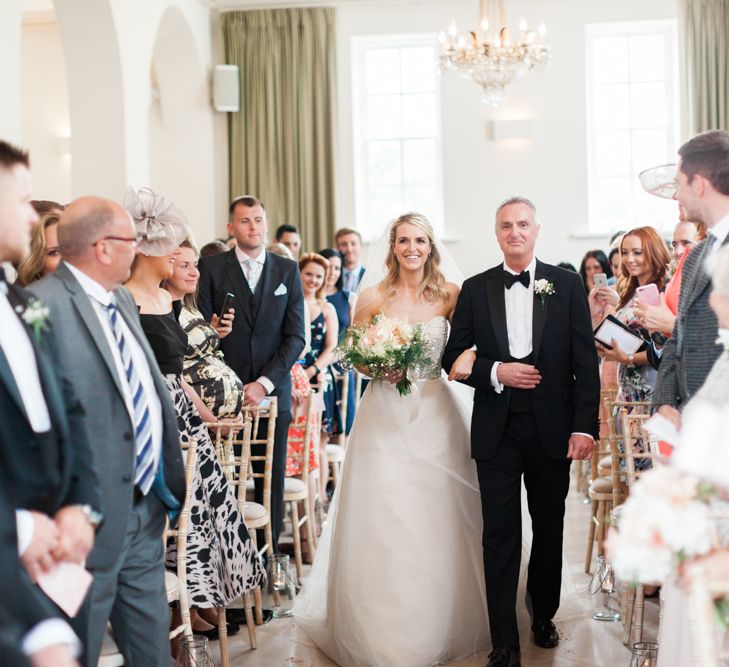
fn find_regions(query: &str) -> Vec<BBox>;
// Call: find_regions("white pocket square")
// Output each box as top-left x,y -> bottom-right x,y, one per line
274,283 -> 287,296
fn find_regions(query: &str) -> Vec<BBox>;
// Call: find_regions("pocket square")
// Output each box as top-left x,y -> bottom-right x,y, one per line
274,283 -> 287,296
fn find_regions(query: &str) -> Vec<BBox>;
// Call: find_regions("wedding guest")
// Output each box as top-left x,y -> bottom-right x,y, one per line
16,206 -> 63,285
123,188 -> 265,635
299,253 -> 339,499
557,261 -> 576,272
268,241 -> 293,260
653,130 -> 729,429
609,245 -> 621,277
274,223 -> 302,260
0,140 -> 91,667
199,240 -> 228,258
335,227 -> 365,292
578,249 -> 613,293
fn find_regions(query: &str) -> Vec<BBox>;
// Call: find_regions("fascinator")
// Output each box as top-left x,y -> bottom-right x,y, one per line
638,163 -> 677,199
123,186 -> 190,256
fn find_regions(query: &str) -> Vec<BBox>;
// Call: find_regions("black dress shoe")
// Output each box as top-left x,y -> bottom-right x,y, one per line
225,608 -> 274,625
531,619 -> 559,648
485,647 -> 521,667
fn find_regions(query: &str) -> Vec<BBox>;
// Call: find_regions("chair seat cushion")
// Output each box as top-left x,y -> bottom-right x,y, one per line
326,444 -> 345,461
244,501 -> 267,522
589,476 -> 613,494
284,476 -> 307,499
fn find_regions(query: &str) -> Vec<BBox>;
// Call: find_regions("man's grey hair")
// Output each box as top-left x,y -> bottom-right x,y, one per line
495,196 -> 540,225
708,243 -> 729,298
58,202 -> 118,259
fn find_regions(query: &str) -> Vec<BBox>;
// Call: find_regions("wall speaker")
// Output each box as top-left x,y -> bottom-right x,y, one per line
213,65 -> 240,112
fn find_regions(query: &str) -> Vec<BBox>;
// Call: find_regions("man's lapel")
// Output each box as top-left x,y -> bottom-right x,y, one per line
485,267 -> 510,361
224,249 -> 253,327
0,346 -> 27,422
685,235 -> 729,310
531,260 -> 550,362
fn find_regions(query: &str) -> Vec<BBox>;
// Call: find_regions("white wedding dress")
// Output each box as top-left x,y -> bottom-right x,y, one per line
295,317 -> 526,666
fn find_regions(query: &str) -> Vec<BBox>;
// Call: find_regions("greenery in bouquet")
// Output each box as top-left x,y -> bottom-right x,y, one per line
336,313 -> 428,396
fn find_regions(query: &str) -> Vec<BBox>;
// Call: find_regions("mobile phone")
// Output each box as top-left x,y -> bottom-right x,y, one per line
635,283 -> 660,307
593,273 -> 608,289
219,292 -> 235,317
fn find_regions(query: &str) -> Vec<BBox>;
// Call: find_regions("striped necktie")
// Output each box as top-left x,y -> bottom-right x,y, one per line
104,299 -> 156,494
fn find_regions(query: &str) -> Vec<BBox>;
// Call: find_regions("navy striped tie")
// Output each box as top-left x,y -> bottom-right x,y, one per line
105,300 -> 156,494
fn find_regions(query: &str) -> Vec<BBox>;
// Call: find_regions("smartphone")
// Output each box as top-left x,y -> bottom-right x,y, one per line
593,273 -> 608,289
635,283 -> 660,307
219,292 -> 235,317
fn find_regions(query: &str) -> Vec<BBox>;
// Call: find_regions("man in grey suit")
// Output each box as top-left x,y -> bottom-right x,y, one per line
30,197 -> 186,667
653,130 -> 729,425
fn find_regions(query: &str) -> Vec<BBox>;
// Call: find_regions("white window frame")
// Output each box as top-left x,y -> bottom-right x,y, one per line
584,19 -> 680,235
351,33 -> 445,241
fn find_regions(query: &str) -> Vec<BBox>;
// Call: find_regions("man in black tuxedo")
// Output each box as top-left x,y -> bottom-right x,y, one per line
0,140 -> 101,666
443,197 -> 599,667
198,195 -> 306,549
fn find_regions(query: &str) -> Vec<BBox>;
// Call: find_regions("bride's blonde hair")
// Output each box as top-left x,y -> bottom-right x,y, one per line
381,212 -> 448,303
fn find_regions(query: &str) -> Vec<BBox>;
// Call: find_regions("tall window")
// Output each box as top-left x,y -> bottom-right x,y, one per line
352,34 -> 444,239
585,20 -> 679,234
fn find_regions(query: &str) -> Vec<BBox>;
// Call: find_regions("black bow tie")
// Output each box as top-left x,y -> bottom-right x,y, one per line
503,269 -> 530,289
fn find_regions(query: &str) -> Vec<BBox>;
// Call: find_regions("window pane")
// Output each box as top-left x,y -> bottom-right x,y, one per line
631,128 -> 668,174
402,184 -> 437,218
401,46 -> 436,93
592,36 -> 629,83
594,84 -> 631,130
368,140 -> 402,186
403,138 -> 436,184
629,35 -> 665,82
367,95 -> 402,139
402,93 -> 436,137
368,185 -> 403,227
595,130 -> 631,177
595,176 -> 631,230
366,49 -> 400,94
630,82 -> 667,128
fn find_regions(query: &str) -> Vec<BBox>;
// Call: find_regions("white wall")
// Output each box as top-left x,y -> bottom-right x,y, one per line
1,0 -> 22,143
335,0 -> 679,276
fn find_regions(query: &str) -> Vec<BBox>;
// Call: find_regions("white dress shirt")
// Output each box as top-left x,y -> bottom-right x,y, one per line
342,264 -> 363,293
66,264 -> 163,480
233,246 -> 274,395
709,213 -> 729,256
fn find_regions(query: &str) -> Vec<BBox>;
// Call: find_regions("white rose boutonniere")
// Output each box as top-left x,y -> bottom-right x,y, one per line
533,279 -> 556,311
16,297 -> 50,343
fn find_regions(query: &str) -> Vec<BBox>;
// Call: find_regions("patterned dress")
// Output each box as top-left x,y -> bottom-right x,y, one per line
138,307 -> 265,607
301,311 -> 337,433
285,363 -> 321,477
327,289 -> 355,434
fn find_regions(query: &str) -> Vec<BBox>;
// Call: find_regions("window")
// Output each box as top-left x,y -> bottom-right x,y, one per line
585,20 -> 679,234
352,34 -> 444,240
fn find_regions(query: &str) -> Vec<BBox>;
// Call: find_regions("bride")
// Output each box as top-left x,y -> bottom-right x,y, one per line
294,213 -> 500,666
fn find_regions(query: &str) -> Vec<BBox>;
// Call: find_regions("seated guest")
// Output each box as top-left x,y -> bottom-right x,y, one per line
200,239 -> 228,258
123,187 -> 265,636
15,203 -> 64,285
579,249 -> 613,293
274,223 -> 302,260
609,245 -> 621,277
335,227 -> 365,292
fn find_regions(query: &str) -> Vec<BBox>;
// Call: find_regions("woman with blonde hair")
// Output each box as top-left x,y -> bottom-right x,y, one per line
15,202 -> 65,285
295,213 -> 500,666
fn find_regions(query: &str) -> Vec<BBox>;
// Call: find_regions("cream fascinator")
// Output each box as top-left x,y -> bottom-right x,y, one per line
124,186 -> 190,256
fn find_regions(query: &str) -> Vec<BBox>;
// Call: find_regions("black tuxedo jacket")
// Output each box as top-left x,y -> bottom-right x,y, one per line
197,248 -> 306,413
442,260 -> 600,461
0,282 -> 101,516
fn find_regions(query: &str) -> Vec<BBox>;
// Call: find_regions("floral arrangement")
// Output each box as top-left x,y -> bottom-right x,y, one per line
336,314 -> 428,396
533,279 -> 555,310
16,298 -> 50,343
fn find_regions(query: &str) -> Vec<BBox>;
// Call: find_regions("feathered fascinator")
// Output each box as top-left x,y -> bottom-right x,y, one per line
123,186 -> 190,256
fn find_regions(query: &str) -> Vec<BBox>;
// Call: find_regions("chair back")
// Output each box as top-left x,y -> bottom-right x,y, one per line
242,398 -> 278,515
287,389 -> 321,485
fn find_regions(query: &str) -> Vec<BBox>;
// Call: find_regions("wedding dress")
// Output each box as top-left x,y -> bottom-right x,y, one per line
295,316 -> 519,666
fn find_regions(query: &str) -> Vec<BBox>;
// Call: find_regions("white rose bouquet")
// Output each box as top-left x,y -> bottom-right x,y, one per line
336,314 -> 428,396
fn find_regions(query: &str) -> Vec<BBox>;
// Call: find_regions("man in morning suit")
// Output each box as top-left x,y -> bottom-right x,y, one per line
30,196 -> 186,667
197,195 -> 306,550
653,130 -> 729,426
443,197 -> 600,667
0,140 -> 99,666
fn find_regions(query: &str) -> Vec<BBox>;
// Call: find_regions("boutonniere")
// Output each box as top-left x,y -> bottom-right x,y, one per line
533,279 -> 556,311
716,328 -> 729,356
15,297 -> 50,343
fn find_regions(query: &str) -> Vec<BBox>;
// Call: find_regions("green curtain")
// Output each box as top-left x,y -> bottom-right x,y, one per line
222,8 -> 337,251
681,0 -> 729,132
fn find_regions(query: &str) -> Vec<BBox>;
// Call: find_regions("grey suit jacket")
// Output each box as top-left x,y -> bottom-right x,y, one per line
652,235 -> 729,409
29,262 -> 185,569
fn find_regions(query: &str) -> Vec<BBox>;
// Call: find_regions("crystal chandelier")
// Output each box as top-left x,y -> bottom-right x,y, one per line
438,0 -> 551,107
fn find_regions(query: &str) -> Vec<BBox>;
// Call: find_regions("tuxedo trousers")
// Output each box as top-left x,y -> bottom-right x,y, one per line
251,410 -> 291,551
476,411 -> 571,649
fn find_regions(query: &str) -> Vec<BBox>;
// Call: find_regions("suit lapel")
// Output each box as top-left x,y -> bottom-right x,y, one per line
685,235 -> 729,310
0,347 -> 27,422
531,260 -> 550,362
485,268 -> 510,362
224,250 -> 253,327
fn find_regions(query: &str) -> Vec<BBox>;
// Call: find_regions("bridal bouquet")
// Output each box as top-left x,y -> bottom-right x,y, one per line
337,314 -> 428,396
606,466 -> 717,585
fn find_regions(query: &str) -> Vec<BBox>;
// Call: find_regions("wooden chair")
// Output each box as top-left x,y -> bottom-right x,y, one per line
685,564 -> 729,667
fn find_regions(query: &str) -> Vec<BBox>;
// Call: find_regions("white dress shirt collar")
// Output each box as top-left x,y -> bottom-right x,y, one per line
502,256 -> 538,283
235,245 -> 266,266
343,263 -> 362,275
709,213 -> 729,246
65,262 -> 113,305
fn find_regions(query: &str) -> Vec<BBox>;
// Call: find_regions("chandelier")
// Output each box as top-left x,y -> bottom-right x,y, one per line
438,0 -> 550,107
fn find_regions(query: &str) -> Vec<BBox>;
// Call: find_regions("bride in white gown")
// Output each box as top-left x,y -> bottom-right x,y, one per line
294,213 -> 526,666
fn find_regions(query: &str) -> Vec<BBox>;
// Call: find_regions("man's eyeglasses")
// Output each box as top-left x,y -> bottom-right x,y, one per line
92,236 -> 138,247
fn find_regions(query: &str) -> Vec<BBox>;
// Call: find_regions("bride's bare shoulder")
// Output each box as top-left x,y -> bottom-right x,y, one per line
353,284 -> 387,324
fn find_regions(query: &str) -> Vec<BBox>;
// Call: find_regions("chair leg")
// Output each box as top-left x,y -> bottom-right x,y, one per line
303,496 -> 316,563
623,585 -> 636,645
585,499 -> 597,573
243,591 -> 257,649
248,530 -> 264,624
290,501 -> 304,583
630,584 -> 645,646
217,608 -> 230,667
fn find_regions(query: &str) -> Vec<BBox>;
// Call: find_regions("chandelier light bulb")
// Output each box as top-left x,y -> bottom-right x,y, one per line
448,21 -> 458,37
519,17 -> 528,32
481,18 -> 489,33
537,22 -> 547,37
494,35 -> 501,48
438,31 -> 447,44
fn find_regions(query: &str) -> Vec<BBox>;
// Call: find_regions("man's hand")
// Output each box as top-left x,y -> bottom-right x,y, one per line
243,381 -> 267,406
52,507 -> 95,564
20,512 -> 59,582
567,434 -> 594,460
448,349 -> 476,381
30,644 -> 79,667
496,363 -> 541,389
657,404 -> 682,430
210,309 -> 235,339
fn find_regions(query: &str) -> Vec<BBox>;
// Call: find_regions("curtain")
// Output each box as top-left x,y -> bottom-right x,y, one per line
681,0 -> 729,133
222,8 -> 337,252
